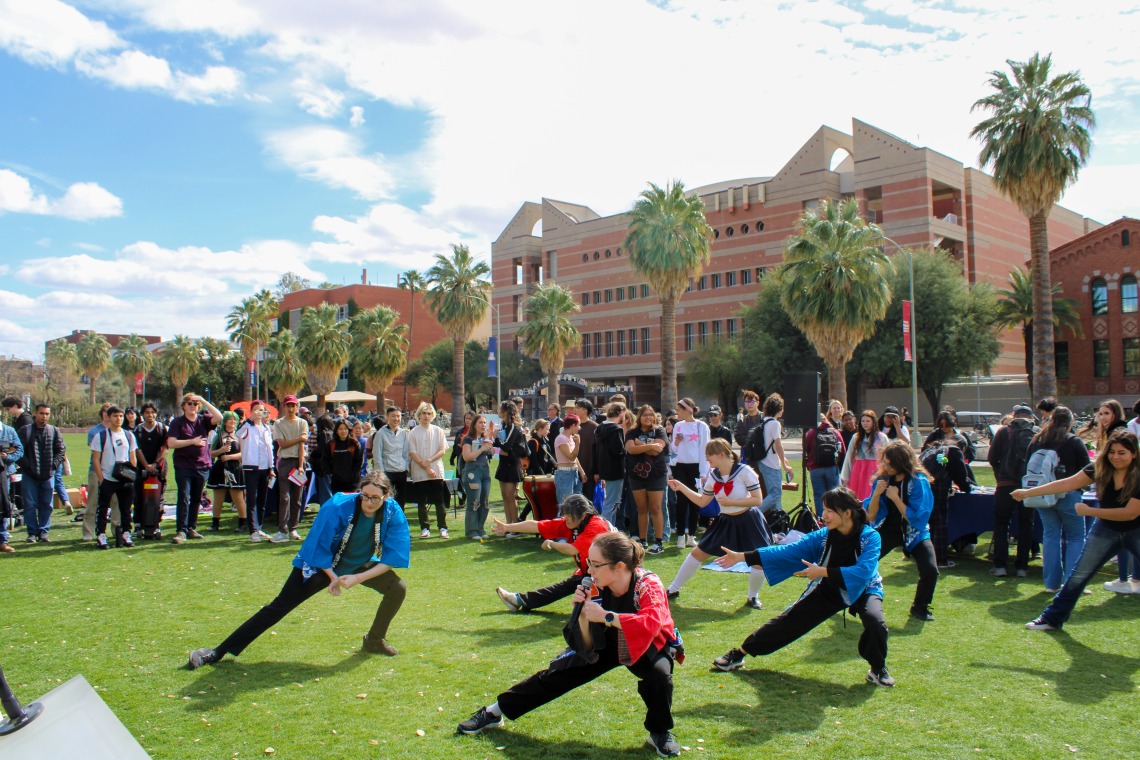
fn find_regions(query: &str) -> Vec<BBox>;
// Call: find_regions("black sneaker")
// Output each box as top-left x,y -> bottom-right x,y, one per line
457,707 -> 504,735
745,596 -> 763,610
187,648 -> 221,669
867,667 -> 896,687
666,589 -> 680,600
713,648 -> 746,672
910,607 -> 934,622
361,635 -> 398,656
646,730 -> 681,757
647,542 -> 664,555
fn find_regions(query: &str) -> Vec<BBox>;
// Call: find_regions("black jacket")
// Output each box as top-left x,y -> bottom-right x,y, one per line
18,423 -> 65,481
593,421 -> 627,481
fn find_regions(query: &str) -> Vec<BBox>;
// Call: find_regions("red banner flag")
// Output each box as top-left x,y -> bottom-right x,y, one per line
902,300 -> 912,362
135,372 -> 144,394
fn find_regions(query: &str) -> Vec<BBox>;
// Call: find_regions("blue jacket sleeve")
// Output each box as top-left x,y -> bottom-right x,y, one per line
838,527 -> 883,603
292,493 -> 353,570
754,529 -> 827,587
378,497 -> 411,569
903,476 -> 933,550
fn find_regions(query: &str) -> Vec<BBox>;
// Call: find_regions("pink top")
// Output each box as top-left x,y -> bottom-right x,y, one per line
554,433 -> 577,466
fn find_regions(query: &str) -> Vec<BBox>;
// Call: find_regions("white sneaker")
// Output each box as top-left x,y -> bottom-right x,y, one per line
268,531 -> 290,543
419,528 -> 431,539
676,534 -> 686,549
1103,579 -> 1135,594
687,534 -> 698,548
250,531 -> 262,543
1131,579 -> 1140,594
289,530 -> 302,540
439,528 -> 450,539
258,530 -> 271,538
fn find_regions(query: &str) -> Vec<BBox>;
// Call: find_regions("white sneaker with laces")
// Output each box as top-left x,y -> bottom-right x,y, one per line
1104,579 -> 1135,594
289,530 -> 301,540
250,531 -> 262,543
419,528 -> 431,539
440,528 -> 450,539
268,531 -> 290,543
687,534 -> 698,548
676,534 -> 686,549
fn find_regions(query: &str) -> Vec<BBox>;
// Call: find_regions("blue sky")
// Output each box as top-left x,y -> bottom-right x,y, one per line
1,0 -> 1137,361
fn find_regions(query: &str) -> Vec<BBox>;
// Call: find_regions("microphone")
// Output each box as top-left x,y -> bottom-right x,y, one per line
569,575 -> 594,629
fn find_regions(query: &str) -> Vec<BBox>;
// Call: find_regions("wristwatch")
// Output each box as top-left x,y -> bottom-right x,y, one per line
604,612 -> 616,626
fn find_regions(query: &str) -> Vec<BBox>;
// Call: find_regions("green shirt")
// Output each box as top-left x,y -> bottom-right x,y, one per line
336,513 -> 377,576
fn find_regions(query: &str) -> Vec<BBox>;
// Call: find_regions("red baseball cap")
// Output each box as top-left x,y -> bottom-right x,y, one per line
283,395 -> 299,405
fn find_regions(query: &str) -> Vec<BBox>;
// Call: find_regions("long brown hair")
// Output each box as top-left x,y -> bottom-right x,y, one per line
635,404 -> 657,432
1094,429 -> 1140,504
876,439 -> 929,481
1032,405 -> 1073,448
851,409 -> 880,456
592,531 -> 644,570
1081,399 -> 1125,445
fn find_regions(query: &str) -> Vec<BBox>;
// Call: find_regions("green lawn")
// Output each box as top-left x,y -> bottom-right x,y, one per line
3,438 -> 1136,758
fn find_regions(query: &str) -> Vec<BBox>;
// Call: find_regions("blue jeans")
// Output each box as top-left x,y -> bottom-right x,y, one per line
758,463 -> 784,513
463,460 -> 492,537
602,478 -> 625,527
22,476 -> 55,537
1119,550 -> 1140,582
1037,490 -> 1085,590
53,469 -> 71,505
174,466 -> 209,535
554,468 -> 582,510
1038,520 -> 1140,627
809,466 -> 839,517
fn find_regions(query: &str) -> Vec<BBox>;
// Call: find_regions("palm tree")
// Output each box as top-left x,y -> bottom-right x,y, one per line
516,282 -> 581,408
44,338 -> 79,401
350,305 -> 410,409
994,268 -> 1083,394
160,335 -> 201,407
624,180 -> 713,411
397,270 -> 429,410
226,293 -> 277,401
112,333 -> 153,407
262,329 -> 307,401
295,303 -> 352,413
971,52 -> 1095,400
425,244 -> 491,426
779,198 -> 893,408
76,331 -> 112,406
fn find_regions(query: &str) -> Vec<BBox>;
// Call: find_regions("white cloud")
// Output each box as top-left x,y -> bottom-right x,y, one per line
294,77 -> 345,118
0,169 -> 123,220
310,202 -> 478,265
75,50 -> 242,103
0,0 -> 122,66
349,105 -> 365,127
264,126 -> 394,200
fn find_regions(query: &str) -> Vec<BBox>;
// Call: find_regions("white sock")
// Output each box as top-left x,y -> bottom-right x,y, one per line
486,702 -> 502,717
748,567 -> 765,600
669,554 -> 703,593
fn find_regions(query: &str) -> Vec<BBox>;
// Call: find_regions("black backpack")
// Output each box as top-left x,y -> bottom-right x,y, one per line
746,417 -> 775,464
999,424 -> 1035,482
812,427 -> 840,468
920,444 -> 955,490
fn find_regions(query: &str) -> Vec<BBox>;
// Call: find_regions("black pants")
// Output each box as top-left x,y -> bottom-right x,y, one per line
97,478 -> 134,536
243,467 -> 271,534
929,490 -> 951,565
672,462 -> 701,536
518,575 -> 579,612
412,480 -> 448,531
878,528 -> 939,614
992,485 -> 1032,570
385,471 -> 409,508
740,586 -> 888,671
497,639 -> 674,733
216,566 -> 406,656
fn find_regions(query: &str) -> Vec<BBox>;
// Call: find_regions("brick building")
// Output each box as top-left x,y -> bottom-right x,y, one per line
1050,217 -> 1140,410
492,118 -> 1100,417
47,330 -> 163,352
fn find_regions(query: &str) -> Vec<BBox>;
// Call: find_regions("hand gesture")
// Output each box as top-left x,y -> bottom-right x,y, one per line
667,478 -> 681,492
194,436 -> 208,447
571,585 -> 594,605
327,578 -> 343,596
796,559 -> 825,579
491,518 -> 507,536
541,539 -> 554,551
582,600 -> 608,623
885,485 -> 900,502
873,479 -> 888,497
339,574 -> 360,590
715,547 -> 746,568
1075,502 -> 1091,517
1010,489 -> 1028,502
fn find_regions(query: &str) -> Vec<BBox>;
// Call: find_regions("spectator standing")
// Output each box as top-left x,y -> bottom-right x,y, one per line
167,393 -> 222,544
89,405 -> 139,548
309,413 -> 334,507
1036,397 -> 1058,422
408,402 -> 449,539
625,404 -> 668,555
133,403 -> 169,537
462,414 -> 495,539
671,398 -> 710,548
450,412 -> 474,503
0,418 -> 25,553
735,390 -> 763,466
594,403 -> 628,527
553,414 -> 584,505
544,402 -> 563,450
707,406 -> 733,445
805,415 -> 845,518
987,404 -> 1038,577
16,403 -> 65,543
839,410 -> 889,500
82,403 -> 113,541
2,397 -> 34,434
880,406 -> 911,444
745,393 -> 795,514
323,417 -> 364,495
494,400 -> 528,526
572,400 -> 599,490
825,399 -> 845,430
270,395 -> 310,543
838,410 -> 858,452
207,411 -> 247,532
238,400 -> 275,542
920,413 -> 973,568
373,407 -> 411,511
526,419 -> 556,477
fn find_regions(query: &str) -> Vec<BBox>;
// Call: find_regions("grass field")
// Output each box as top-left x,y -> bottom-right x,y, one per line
2,435 -> 1137,758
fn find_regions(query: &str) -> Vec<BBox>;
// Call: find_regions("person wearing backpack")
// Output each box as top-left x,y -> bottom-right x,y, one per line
805,414 -> 845,518
1023,406 -> 1093,592
987,404 -> 1038,577
920,431 -> 972,568
744,393 -> 795,515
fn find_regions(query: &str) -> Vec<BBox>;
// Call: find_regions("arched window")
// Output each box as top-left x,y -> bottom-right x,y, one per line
1091,277 -> 1108,316
1122,274 -> 1138,314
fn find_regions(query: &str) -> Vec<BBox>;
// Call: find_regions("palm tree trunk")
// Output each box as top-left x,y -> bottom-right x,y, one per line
828,361 -> 847,411
548,369 -> 560,409
451,335 -> 466,429
174,384 -> 184,409
660,296 -> 678,412
89,377 -> 97,406
1023,322 -> 1033,397
1029,212 -> 1056,400
318,394 -> 327,415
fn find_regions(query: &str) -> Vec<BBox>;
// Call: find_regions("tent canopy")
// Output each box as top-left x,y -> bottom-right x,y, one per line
296,390 -> 378,403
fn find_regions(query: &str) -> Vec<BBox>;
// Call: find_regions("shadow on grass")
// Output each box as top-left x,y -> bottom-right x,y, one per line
973,632 -> 1140,704
450,610 -> 569,646
177,654 -> 369,709
986,590 -> 1138,626
455,732 -> 649,759
675,668 -> 876,745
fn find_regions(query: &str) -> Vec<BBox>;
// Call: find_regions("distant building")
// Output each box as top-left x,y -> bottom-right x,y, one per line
492,118 -> 1100,410
46,330 -> 163,354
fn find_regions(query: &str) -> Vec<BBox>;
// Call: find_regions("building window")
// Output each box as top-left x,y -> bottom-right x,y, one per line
336,304 -> 349,322
712,320 -> 721,340
1124,338 -> 1140,376
594,333 -> 602,358
1121,274 -> 1137,313
604,289 -> 613,303
628,328 -> 637,355
582,292 -> 590,306
593,290 -> 600,304
583,335 -> 591,358
741,223 -> 749,234
1123,229 -> 1131,246
617,330 -> 625,356
514,258 -> 523,285
726,271 -> 737,287
1093,339 -> 1110,377
616,288 -> 625,302
627,285 -> 636,300
605,249 -> 612,258
641,284 -> 650,298
711,273 -> 722,289
339,366 -> 349,381
684,323 -> 694,351
726,319 -> 736,340
514,295 -> 524,323
741,269 -> 752,285
641,327 -> 651,354
756,267 -> 767,280
698,321 -> 708,346
605,331 -> 613,357
686,277 -> 693,293
1055,342 -> 1069,380
697,276 -> 707,291
1091,278 -> 1108,316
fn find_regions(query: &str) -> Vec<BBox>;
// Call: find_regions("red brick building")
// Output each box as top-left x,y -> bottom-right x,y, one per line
492,119 -> 1099,417
1050,217 -> 1140,409
47,330 -> 163,352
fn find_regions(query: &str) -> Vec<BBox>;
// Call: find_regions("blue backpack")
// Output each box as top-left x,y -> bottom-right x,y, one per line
1022,448 -> 1061,508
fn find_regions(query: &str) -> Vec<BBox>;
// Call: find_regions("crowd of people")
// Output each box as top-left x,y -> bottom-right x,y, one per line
2,390 -> 1138,757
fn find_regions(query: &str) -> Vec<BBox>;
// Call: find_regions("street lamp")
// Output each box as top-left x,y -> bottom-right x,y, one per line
881,235 -> 920,441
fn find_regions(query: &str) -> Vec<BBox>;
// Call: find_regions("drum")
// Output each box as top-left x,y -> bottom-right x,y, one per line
522,475 -> 559,521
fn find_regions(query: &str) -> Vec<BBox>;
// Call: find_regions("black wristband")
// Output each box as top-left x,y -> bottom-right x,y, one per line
743,550 -> 763,567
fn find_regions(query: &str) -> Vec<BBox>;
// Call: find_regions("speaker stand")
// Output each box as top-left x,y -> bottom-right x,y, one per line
797,428 -> 810,512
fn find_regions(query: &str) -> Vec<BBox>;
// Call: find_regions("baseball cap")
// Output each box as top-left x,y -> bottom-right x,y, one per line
883,406 -> 900,416
708,405 -> 722,415
300,407 -> 311,415
1012,404 -> 1035,417
283,395 -> 299,405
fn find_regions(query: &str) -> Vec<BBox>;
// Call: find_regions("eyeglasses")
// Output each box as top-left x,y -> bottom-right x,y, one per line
744,399 -> 758,404
585,558 -> 613,570
360,491 -> 388,504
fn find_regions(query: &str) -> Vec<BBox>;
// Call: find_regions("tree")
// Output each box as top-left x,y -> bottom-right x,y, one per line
191,338 -> 243,405
683,338 -> 750,414
226,292 -> 277,401
160,335 -> 201,407
993,267 -> 1083,394
779,198 -> 893,409
44,338 -> 79,402
351,305 -> 409,408
425,244 -> 491,424
76,330 -> 112,406
112,333 -> 153,407
262,329 -> 306,401
295,303 -> 351,413
736,278 -> 825,405
274,272 -> 311,300
397,269 -> 429,410
516,282 -> 581,408
850,248 -> 1001,417
624,180 -> 713,412
971,52 -> 1095,400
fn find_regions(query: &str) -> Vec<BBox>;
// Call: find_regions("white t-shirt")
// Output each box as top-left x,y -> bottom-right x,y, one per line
758,418 -> 782,469
90,428 -> 137,481
702,463 -> 762,515
672,419 -> 711,478
1128,418 -> 1140,439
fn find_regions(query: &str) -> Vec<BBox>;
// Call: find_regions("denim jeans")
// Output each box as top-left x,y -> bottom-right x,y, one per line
174,466 -> 209,534
463,460 -> 492,537
53,468 -> 71,505
21,476 -> 55,537
809,466 -> 839,517
758,463 -> 784,513
1037,490 -> 1085,590
554,468 -> 582,509
602,478 -> 625,528
1039,520 -> 1140,627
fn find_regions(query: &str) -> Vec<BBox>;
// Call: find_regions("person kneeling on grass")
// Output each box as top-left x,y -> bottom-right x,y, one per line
494,494 -> 615,612
459,531 -> 683,757
665,438 -> 771,609
711,487 -> 893,687
187,470 -> 410,668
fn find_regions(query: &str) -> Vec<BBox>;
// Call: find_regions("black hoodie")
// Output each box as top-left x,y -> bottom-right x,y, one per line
593,421 -> 626,481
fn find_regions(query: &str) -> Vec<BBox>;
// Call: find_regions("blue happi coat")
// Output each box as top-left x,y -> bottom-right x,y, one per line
293,492 -> 410,577
864,475 -> 933,552
755,526 -> 883,606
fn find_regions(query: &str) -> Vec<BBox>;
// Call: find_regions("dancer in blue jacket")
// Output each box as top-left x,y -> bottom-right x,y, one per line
711,487 -> 893,687
187,470 -> 411,667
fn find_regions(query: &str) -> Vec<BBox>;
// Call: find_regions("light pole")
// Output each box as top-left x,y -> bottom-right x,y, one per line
882,235 -> 920,442
471,292 -> 502,408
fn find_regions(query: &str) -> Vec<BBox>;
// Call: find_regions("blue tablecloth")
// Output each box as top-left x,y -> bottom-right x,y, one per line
947,490 -> 1045,544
